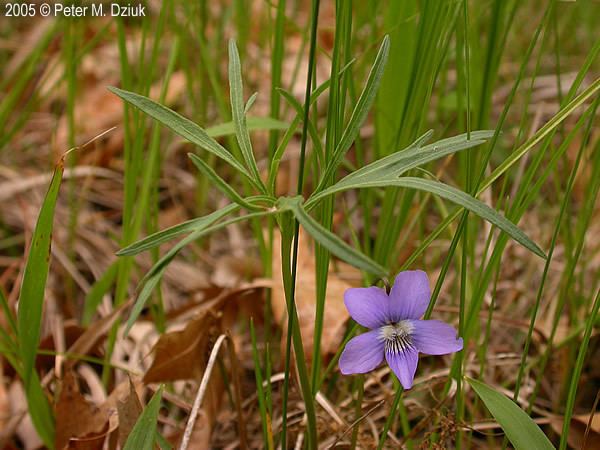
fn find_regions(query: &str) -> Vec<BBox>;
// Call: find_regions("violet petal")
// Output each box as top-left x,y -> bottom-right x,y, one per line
339,329 -> 384,374
385,345 -> 419,389
410,320 -> 463,355
344,287 -> 390,329
388,270 -> 431,321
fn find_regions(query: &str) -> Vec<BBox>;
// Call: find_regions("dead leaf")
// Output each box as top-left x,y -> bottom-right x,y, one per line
271,229 -> 361,357
551,413 -> 600,450
116,377 -> 143,448
67,412 -> 118,450
143,311 -> 221,383
54,369 -> 111,450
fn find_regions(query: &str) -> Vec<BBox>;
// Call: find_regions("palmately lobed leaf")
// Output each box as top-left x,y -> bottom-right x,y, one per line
107,86 -> 251,179
308,176 -> 545,259
334,130 -> 494,189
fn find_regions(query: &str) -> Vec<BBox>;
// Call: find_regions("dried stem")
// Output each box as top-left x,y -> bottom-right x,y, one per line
179,334 -> 227,450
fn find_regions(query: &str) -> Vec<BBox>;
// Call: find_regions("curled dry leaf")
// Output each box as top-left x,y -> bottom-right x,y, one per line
143,311 -> 221,383
271,229 -> 361,357
54,369 -> 113,450
65,412 -> 118,450
142,311 -> 227,449
116,377 -> 143,448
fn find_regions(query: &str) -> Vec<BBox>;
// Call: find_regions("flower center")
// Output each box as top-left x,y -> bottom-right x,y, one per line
380,320 -> 414,355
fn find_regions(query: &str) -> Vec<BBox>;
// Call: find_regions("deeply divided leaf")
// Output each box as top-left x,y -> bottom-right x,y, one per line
108,86 -> 251,179
310,177 -> 544,258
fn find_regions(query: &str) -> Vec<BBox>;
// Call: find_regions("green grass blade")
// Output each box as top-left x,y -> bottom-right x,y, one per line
278,88 -> 324,165
82,261 -> 119,325
107,86 -> 253,181
18,160 -> 64,387
15,158 -> 63,448
188,153 -> 266,211
267,82 -> 332,194
250,318 -> 273,449
0,287 -> 17,338
228,39 -> 265,191
481,76 -> 600,192
559,287 -> 600,450
315,35 -> 391,192
27,371 -> 55,448
205,117 -> 289,138
282,198 -> 387,276
123,386 -> 163,450
467,378 -> 554,450
401,74 -> 600,270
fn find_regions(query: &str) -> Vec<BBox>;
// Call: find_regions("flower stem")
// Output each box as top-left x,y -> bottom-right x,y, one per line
280,0 -> 321,447
377,387 -> 403,449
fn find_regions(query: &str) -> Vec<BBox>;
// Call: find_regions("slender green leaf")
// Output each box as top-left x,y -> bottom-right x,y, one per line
205,116 -> 289,138
267,81 -> 333,193
281,197 -> 387,276
467,378 -> 554,450
310,177 -> 544,258
228,39 -> 263,189
560,287 -> 600,450
188,153 -> 265,211
117,204 -> 240,256
315,35 -> 390,191
123,386 -> 163,450
107,86 -> 251,179
16,160 -> 63,449
330,130 -> 493,192
18,161 -> 63,387
155,431 -> 172,450
250,318 -> 272,449
0,287 -> 17,337
27,371 -> 55,448
245,92 -> 258,114
278,88 -> 324,165
125,209 -> 279,335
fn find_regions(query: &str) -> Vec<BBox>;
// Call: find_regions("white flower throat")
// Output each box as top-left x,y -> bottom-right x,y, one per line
380,320 -> 415,355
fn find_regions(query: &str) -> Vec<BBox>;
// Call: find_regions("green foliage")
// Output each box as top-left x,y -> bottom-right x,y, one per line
4,0 -> 598,447
467,378 -> 555,450
315,35 -> 390,191
107,86 -> 253,181
280,197 -> 387,277
123,386 -> 164,450
16,161 -> 64,448
109,35 -> 550,448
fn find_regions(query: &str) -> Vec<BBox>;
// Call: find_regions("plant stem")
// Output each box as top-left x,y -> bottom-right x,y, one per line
280,1 -> 321,448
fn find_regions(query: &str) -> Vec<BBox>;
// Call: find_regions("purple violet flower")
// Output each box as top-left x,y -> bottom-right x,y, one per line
339,270 -> 463,389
